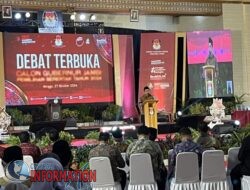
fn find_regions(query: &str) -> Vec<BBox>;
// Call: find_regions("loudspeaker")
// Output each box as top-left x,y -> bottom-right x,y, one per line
211,123 -> 236,134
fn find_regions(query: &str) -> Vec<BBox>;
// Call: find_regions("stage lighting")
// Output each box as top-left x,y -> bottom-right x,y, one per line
70,14 -> 76,21
89,14 -> 96,21
79,14 -> 86,21
25,12 -> 31,18
14,12 -> 22,20
234,120 -> 240,126
177,111 -> 182,117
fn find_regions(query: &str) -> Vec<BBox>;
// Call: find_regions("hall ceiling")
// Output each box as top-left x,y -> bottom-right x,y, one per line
0,0 -> 249,15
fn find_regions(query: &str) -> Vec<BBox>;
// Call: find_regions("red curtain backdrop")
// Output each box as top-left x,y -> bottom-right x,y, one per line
139,33 -> 176,113
114,35 -> 139,119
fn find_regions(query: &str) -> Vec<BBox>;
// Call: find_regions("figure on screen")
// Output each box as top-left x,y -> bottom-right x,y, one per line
202,37 -> 219,97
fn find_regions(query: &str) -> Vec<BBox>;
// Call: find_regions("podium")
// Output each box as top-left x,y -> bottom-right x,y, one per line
46,99 -> 62,121
203,65 -> 215,97
143,100 -> 158,129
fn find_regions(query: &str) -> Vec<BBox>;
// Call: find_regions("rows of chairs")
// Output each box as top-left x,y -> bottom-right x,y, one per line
90,149 -> 250,190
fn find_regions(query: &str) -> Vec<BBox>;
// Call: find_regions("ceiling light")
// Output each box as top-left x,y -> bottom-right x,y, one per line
14,13 -> 22,20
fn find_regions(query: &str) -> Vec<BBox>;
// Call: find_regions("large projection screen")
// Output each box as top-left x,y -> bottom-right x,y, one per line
4,33 -> 114,105
187,30 -> 233,98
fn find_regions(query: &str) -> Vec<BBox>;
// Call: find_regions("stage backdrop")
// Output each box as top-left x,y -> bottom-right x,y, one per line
139,33 -> 175,113
187,30 -> 233,98
4,33 -> 114,105
113,35 -> 139,119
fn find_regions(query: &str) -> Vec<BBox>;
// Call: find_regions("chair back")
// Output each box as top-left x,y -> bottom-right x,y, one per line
23,155 -> 34,170
201,150 -> 226,182
175,152 -> 199,183
129,153 -> 155,185
227,147 -> 240,175
89,157 -> 115,186
0,159 -> 5,178
242,175 -> 250,190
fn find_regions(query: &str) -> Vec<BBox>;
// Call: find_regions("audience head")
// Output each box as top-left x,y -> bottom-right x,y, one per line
137,125 -> 149,137
2,146 -> 23,165
38,153 -> 61,163
52,140 -> 72,168
19,131 -> 30,143
199,123 -> 210,134
112,127 -> 123,142
5,182 -> 29,190
148,127 -> 157,141
98,132 -> 110,142
179,127 -> 192,141
49,129 -> 59,142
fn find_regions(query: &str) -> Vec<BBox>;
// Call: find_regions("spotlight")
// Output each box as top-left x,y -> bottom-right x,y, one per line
79,14 -> 86,21
122,131 -> 125,135
89,14 -> 96,21
25,12 -> 31,18
112,126 -> 118,131
234,120 -> 240,126
70,14 -> 76,21
14,12 -> 22,20
177,111 -> 182,117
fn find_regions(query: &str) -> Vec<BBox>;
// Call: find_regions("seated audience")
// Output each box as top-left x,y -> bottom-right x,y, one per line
111,127 -> 128,153
168,127 -> 203,179
89,132 -> 126,190
19,131 -> 41,163
2,146 -> 23,166
126,126 -> 167,189
52,140 -> 73,169
30,157 -> 66,190
230,135 -> 250,190
195,123 -> 220,150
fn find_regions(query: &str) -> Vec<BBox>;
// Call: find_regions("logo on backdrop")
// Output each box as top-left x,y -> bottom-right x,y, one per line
38,10 -> 64,33
152,39 -> 161,50
5,160 -> 30,181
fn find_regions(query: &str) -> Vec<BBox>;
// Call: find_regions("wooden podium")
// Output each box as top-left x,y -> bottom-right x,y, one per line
203,65 -> 215,98
143,100 -> 158,129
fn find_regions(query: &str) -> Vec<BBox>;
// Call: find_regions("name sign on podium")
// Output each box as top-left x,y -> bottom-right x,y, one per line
143,100 -> 158,129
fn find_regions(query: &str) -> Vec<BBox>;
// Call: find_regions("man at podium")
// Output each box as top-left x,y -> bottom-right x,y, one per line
139,86 -> 155,123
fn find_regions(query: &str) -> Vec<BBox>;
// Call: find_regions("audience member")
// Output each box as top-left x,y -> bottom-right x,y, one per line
126,126 -> 167,189
230,135 -> 250,190
89,132 -> 126,190
148,127 -> 168,189
30,157 -> 66,190
168,127 -> 203,179
195,123 -> 219,150
148,127 -> 158,141
2,146 -> 23,166
4,182 -> 29,190
19,131 -> 41,163
52,140 -> 72,169
111,127 -> 128,153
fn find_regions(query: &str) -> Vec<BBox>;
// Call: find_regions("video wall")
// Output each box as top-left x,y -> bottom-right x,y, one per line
187,30 -> 233,98
4,33 -> 114,105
